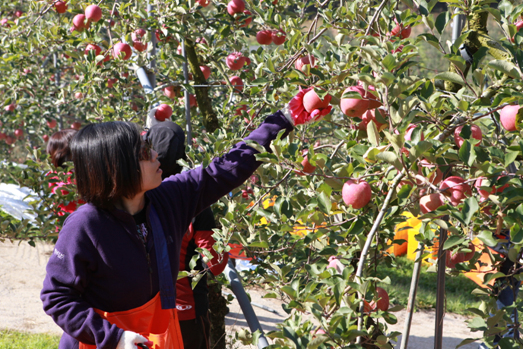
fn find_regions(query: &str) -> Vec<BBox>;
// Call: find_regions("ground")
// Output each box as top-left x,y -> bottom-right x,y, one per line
0,240 -> 481,348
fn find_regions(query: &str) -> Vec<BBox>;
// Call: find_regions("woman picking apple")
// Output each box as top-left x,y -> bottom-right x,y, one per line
40,93 -> 331,349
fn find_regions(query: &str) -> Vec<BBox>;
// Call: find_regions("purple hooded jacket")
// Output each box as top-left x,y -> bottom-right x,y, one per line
40,111 -> 293,349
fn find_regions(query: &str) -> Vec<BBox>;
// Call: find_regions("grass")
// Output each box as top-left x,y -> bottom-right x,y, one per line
0,330 -> 60,349
375,256 -> 484,315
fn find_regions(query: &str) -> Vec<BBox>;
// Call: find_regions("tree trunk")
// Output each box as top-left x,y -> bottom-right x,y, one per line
184,39 -> 220,133
208,276 -> 228,349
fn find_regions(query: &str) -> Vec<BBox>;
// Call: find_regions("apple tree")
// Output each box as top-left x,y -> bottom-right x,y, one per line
2,0 -> 523,347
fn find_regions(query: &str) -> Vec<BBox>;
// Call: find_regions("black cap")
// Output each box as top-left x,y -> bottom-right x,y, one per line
145,121 -> 186,178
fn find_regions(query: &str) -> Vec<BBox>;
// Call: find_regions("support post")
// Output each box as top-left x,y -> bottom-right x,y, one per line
224,259 -> 270,349
435,227 -> 448,349
181,39 -> 192,142
400,243 -> 424,349
146,1 -> 156,90
53,53 -> 64,130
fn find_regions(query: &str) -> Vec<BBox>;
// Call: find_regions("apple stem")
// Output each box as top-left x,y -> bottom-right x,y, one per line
355,168 -> 405,344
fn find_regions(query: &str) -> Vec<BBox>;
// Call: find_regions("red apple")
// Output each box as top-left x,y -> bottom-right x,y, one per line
226,52 -> 246,70
163,86 -> 179,99
5,135 -> 15,145
4,104 -> 16,112
420,193 -> 444,214
405,124 -> 424,141
439,176 -> 472,206
238,10 -> 252,27
15,10 -> 23,18
235,104 -> 248,116
454,124 -> 482,148
73,14 -> 90,31
74,92 -> 84,99
474,176 -> 510,199
54,1 -> 68,14
200,65 -> 211,80
499,104 -> 520,132
358,108 -> 386,131
295,55 -> 316,74
0,19 -> 10,28
0,133 -> 5,141
342,179 -> 372,209
372,287 -> 389,311
419,159 -> 443,185
446,249 -> 465,269
271,30 -> 286,45
227,0 -> 245,15
340,86 -> 369,118
71,122 -> 82,130
155,104 -> 173,121
189,94 -> 197,107
84,43 -> 102,56
43,134 -> 49,142
197,0 -> 211,6
47,119 -> 57,129
463,242 -> 476,261
113,43 -> 132,60
132,28 -> 148,52
85,5 -> 102,22
14,129 -> 23,138
511,21 -> 523,42
229,76 -> 244,92
391,21 -> 411,39
107,78 -> 117,88
298,155 -> 316,175
303,89 -> 332,113
256,30 -> 273,45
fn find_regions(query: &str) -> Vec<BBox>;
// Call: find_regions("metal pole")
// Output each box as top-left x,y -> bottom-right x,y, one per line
181,39 -> 192,142
452,14 -> 464,43
400,243 -> 424,349
435,227 -> 448,349
146,1 -> 156,89
224,259 -> 270,349
135,67 -> 154,94
53,53 -> 63,130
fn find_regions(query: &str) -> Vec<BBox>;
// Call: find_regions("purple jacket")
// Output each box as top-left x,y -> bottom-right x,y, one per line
40,111 -> 292,349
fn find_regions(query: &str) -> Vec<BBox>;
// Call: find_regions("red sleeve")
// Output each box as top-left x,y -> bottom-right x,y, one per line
193,230 -> 229,275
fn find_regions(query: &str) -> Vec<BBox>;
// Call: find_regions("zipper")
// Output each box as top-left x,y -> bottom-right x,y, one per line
145,250 -> 153,296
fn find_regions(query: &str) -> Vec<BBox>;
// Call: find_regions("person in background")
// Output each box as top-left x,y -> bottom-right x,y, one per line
146,121 -> 229,349
46,129 -> 83,216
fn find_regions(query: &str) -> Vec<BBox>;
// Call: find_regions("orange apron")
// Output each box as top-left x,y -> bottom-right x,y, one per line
79,292 -> 184,349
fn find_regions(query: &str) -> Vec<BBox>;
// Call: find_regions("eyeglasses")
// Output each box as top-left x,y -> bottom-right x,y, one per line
139,138 -> 153,161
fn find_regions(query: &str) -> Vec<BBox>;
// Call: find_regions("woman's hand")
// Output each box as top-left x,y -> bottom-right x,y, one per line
116,331 -> 153,349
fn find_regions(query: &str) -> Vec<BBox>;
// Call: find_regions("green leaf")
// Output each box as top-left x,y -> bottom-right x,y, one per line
443,235 -> 466,250
419,33 -> 442,51
505,150 -> 519,167
267,57 -> 276,73
461,197 -> 479,226
251,77 -> 270,85
318,192 -> 331,214
249,241 -> 269,248
367,120 -> 380,147
488,59 -> 520,78
458,140 -> 476,167
435,11 -> 451,35
433,72 -> 464,85
376,151 -> 403,171
382,54 -> 396,72
478,230 -> 498,247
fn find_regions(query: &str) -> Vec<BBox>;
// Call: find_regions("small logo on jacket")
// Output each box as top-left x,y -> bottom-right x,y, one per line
176,305 -> 193,311
53,249 -> 64,260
